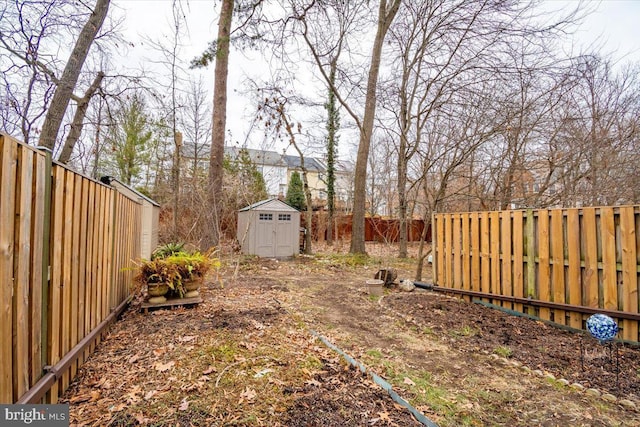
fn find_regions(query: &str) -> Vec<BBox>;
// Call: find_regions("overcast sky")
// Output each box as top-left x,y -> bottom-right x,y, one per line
112,0 -> 640,157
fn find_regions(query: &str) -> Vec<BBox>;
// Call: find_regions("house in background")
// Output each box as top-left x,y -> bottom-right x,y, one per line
180,143 -> 354,211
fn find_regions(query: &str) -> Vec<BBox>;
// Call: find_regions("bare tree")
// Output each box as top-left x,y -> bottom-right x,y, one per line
38,0 -> 110,150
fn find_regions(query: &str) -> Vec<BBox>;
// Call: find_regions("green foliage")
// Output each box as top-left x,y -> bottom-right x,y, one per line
223,148 -> 268,207
135,246 -> 220,297
151,242 -> 186,260
286,171 -> 305,210
493,346 -> 512,358
325,64 -> 340,217
102,93 -> 153,185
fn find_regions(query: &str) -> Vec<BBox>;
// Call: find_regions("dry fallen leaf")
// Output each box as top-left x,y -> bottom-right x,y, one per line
203,365 -> 216,375
128,354 -> 139,364
403,377 -> 416,386
134,413 -> 148,425
178,397 -> 189,411
178,335 -> 197,343
153,361 -> 175,372
378,411 -> 391,421
238,387 -> 257,403
89,390 -> 101,402
144,390 -> 157,401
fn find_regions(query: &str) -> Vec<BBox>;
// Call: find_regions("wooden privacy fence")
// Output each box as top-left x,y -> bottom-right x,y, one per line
432,207 -> 640,343
0,133 -> 141,404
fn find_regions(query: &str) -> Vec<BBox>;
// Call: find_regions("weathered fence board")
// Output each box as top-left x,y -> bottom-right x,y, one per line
433,206 -> 640,343
0,134 -> 143,404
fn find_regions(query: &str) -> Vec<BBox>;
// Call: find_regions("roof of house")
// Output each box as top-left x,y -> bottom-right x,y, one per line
238,198 -> 299,212
284,155 -> 325,172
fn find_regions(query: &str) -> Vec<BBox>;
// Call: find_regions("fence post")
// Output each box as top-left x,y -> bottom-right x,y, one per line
36,147 -> 52,389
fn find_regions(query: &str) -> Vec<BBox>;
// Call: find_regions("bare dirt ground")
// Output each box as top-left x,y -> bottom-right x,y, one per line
62,242 -> 640,426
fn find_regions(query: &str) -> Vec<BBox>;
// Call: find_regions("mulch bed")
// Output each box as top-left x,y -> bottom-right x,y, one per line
383,289 -> 640,400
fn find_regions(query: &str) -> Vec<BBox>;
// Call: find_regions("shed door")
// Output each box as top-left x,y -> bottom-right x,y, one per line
275,213 -> 294,257
256,212 -> 275,257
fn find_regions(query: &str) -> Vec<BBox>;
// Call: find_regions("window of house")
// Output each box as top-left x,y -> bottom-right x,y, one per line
278,214 -> 291,221
259,213 -> 273,221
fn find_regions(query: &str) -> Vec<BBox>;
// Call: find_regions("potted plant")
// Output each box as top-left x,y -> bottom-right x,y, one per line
133,258 -> 182,304
133,244 -> 218,302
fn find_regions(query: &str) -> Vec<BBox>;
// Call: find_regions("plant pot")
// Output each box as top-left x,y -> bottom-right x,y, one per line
147,283 -> 169,304
366,279 -> 384,297
183,278 -> 202,298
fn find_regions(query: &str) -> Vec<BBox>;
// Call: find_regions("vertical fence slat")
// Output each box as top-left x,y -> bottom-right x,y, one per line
462,213 -> 471,301
551,209 -> 565,325
512,211 -> 524,313
76,178 -> 88,368
566,210 -> 582,329
538,210 -> 551,321
29,152 -> 45,389
620,206 -> 638,342
47,166 -> 64,403
13,146 -> 33,401
480,212 -> 490,298
435,215 -> 444,285
601,207 -> 617,311
59,170 -> 74,395
500,211 -> 512,310
0,136 -> 17,403
583,208 -> 599,308
525,210 -> 536,312
444,214 -> 452,288
84,181 -> 96,360
453,214 -> 462,291
471,213 -> 480,293
70,175 -> 82,379
490,211 -> 500,304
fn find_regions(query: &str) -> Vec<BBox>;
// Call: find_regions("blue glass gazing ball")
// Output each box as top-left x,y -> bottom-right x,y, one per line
586,314 -> 618,343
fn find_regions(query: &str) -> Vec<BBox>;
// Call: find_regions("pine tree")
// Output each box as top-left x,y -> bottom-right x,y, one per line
286,171 -> 305,210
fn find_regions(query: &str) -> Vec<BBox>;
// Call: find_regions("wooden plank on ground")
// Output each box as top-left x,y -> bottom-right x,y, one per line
0,136 -> 17,403
29,152 -> 46,387
470,213 -> 480,293
490,211 -> 500,303
551,209 -> 565,325
13,146 -> 33,401
582,208 -> 599,308
480,212 -> 490,298
619,206 -> 638,342
566,209 -> 582,329
537,209 -> 551,321
600,207 -> 617,311
512,211 -> 524,313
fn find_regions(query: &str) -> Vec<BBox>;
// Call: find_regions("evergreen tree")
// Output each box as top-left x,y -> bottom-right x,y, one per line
101,93 -> 152,186
286,171 -> 305,210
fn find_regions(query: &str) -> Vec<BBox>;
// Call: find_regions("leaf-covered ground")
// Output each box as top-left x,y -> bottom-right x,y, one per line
62,243 -> 640,426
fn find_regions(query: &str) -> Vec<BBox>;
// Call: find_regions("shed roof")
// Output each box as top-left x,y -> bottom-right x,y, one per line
239,198 -> 299,212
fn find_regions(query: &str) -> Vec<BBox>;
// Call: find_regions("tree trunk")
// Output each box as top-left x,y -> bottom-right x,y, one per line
349,0 -> 401,254
206,0 -> 234,249
39,0 -> 110,151
58,71 -> 104,164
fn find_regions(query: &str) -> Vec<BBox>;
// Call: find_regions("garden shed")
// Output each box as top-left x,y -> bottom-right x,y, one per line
104,177 -> 160,260
237,198 -> 300,258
